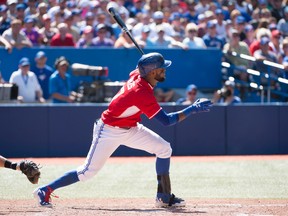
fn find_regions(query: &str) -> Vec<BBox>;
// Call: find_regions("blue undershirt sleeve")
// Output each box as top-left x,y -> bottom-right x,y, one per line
154,109 -> 179,126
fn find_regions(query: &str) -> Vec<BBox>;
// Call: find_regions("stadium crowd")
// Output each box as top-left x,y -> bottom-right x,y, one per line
1,0 -> 288,103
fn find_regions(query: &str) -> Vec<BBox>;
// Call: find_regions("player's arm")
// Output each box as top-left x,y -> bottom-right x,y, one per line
154,99 -> 213,126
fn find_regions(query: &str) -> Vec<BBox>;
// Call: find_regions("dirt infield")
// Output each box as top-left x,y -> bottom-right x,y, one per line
1,198 -> 287,216
1,155 -> 288,216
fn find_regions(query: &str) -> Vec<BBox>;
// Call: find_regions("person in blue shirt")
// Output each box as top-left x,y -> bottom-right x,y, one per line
176,84 -> 198,105
212,80 -> 241,105
203,20 -> 226,49
31,51 -> 53,100
49,56 -> 77,103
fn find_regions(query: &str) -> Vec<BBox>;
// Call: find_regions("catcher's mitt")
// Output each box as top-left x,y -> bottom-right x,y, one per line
19,160 -> 41,184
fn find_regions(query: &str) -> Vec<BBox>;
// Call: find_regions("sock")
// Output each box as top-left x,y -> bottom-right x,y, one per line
156,158 -> 170,195
4,160 -> 17,170
46,170 -> 79,191
156,157 -> 170,175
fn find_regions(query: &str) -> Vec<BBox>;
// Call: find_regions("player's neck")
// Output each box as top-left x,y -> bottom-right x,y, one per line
144,76 -> 158,87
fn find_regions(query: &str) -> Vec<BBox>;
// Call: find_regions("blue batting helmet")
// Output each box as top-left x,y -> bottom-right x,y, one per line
137,52 -> 172,77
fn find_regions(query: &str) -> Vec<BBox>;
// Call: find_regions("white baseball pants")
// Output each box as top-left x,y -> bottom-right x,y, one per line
77,119 -> 172,181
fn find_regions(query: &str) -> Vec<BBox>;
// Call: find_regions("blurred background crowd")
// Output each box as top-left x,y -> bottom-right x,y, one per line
1,0 -> 288,104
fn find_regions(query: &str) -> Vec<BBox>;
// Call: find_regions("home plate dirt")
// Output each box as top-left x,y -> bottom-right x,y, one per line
0,198 -> 287,216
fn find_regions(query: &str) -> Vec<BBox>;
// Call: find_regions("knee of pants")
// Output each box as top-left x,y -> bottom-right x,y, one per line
156,143 -> 172,158
76,166 -> 100,182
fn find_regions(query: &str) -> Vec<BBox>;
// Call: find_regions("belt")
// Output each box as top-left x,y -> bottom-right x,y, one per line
97,119 -> 131,130
113,126 -> 131,130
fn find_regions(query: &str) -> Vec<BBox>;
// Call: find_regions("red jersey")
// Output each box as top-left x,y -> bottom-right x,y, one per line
50,33 -> 75,47
101,69 -> 162,127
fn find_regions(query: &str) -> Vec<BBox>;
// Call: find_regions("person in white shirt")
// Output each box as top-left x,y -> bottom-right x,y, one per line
182,23 -> 207,49
9,57 -> 45,103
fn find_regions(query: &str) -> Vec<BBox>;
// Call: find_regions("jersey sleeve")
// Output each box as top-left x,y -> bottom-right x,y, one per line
136,88 -> 162,119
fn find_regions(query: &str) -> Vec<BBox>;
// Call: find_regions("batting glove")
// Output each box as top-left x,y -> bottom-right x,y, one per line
183,98 -> 213,116
192,98 -> 213,113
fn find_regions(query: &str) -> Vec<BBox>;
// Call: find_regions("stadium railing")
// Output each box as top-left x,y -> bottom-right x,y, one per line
222,50 -> 288,103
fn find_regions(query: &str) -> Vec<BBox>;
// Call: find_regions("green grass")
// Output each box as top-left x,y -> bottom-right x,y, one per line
1,159 -> 288,200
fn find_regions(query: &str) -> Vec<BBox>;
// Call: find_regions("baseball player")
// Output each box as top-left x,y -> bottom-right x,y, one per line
33,52 -> 212,208
0,155 -> 40,184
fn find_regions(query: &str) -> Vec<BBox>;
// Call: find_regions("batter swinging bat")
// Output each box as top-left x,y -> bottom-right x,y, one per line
107,4 -> 145,55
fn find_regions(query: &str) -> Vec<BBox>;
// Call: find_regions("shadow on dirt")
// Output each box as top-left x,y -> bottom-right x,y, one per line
71,206 -> 206,214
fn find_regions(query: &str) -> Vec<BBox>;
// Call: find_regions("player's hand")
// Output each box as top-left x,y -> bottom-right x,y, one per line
191,98 -> 213,113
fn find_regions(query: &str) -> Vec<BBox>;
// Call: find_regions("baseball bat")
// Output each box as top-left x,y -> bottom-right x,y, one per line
107,6 -> 145,55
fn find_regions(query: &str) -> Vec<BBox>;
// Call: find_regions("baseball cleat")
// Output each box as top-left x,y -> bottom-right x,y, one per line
155,193 -> 186,208
33,186 -> 53,207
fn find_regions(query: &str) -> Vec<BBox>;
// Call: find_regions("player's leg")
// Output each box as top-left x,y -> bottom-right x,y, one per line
33,121 -> 123,207
123,124 -> 185,207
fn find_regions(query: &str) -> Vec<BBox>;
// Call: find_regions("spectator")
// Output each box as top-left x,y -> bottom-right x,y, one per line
24,0 -> 38,17
154,87 -> 175,102
203,19 -> 225,49
234,15 -> 247,41
95,12 -> 115,41
223,28 -> 252,98
9,57 -> 45,103
91,24 -> 114,47
50,9 -> 63,28
47,0 -> 70,23
132,13 -> 151,38
63,11 -> 81,44
195,0 -> 210,15
135,25 -> 154,48
168,32 -> 188,49
76,25 -> 96,47
112,6 -> 129,39
79,12 -> 96,34
22,16 -> 43,46
38,14 -> 59,46
0,35 -> 13,53
223,28 -> 251,69
144,0 -> 160,17
281,37 -> 288,77
7,0 -> 18,19
249,27 -> 271,55
15,3 -> 26,22
0,5 -> 11,35
197,13 -> 207,37
270,0 -> 285,23
212,80 -> 241,105
176,84 -> 198,105
34,2 -> 49,29
169,12 -> 185,40
70,8 -> 83,30
253,36 -> 280,89
30,51 -> 54,100
270,30 -> 283,62
182,23 -> 207,49
2,19 -> 33,49
215,8 -> 227,40
183,1 -> 198,23
50,23 -> 75,47
277,6 -> 288,37
149,24 -> 176,48
114,25 -> 135,48
130,0 -> 147,17
149,11 -> 175,39
49,56 -> 79,103
243,24 -> 255,47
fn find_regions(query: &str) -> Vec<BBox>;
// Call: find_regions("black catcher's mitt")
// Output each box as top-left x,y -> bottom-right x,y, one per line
19,160 -> 41,184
